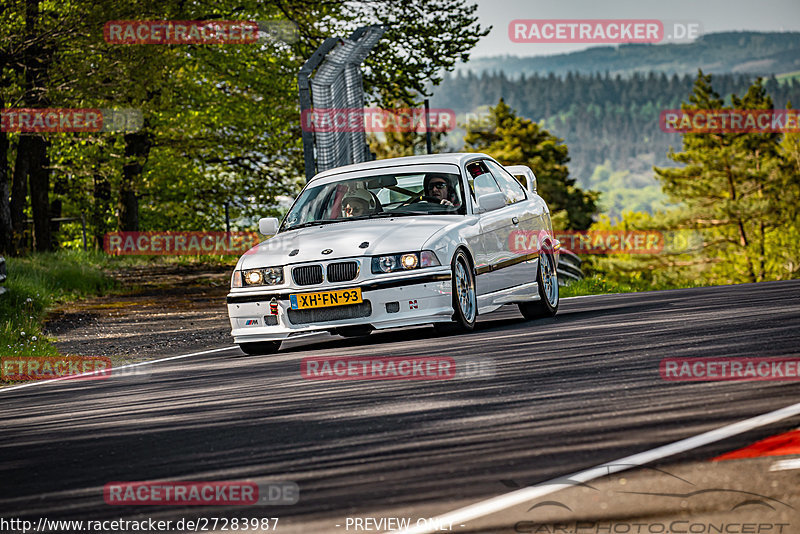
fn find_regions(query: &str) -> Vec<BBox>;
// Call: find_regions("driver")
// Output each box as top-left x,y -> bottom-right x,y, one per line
342,189 -> 377,218
423,174 -> 459,207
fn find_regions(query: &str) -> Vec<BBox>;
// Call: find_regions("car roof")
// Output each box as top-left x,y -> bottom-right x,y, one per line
310,153 -> 492,183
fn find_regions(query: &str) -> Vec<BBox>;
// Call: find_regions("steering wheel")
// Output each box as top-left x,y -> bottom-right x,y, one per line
400,195 -> 442,207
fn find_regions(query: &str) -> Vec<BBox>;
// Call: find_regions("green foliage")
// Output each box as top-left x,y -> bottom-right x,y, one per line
574,72 -> 800,290
0,251 -> 117,357
580,211 -> 706,288
340,0 -> 491,105
367,105 -> 450,158
462,99 -> 598,229
431,70 -> 800,182
588,160 -> 675,218
654,71 -> 800,283
0,250 -> 239,361
560,274 -> 700,298
1,0 -> 490,251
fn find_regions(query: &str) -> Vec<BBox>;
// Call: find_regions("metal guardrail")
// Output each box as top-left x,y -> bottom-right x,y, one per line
557,249 -> 584,286
299,26 -> 385,180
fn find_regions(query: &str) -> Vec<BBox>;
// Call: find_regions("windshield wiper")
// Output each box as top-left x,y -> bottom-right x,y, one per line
370,211 -> 431,217
284,219 -> 339,231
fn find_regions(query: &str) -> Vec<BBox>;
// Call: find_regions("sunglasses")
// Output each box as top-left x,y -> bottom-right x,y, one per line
429,182 -> 448,190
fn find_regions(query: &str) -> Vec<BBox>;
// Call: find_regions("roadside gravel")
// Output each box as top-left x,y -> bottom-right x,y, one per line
44,264 -> 235,362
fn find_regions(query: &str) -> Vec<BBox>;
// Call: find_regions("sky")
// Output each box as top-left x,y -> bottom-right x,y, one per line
470,0 -> 800,57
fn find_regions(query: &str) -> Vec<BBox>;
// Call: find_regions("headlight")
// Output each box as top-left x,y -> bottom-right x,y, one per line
401,254 -> 418,269
371,251 -> 440,274
245,270 -> 264,285
265,267 -> 283,284
242,267 -> 284,286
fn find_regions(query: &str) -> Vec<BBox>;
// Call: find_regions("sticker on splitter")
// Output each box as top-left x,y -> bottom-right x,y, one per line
244,319 -> 259,326
409,300 -> 418,309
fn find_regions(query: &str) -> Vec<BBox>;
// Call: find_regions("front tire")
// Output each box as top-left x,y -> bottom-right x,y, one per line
434,249 -> 477,335
518,249 -> 559,320
238,341 -> 281,355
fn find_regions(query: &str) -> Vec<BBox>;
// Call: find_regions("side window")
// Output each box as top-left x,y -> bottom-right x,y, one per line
466,161 -> 500,200
510,172 -> 528,190
485,160 -> 527,204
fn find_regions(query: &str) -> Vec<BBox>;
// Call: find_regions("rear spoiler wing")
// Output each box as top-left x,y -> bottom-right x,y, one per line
503,165 -> 537,195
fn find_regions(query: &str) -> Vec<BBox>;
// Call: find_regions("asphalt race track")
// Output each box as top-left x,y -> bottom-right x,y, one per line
2,280 -> 800,533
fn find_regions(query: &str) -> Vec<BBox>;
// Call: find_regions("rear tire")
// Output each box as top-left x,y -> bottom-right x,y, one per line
433,249 -> 477,335
238,341 -> 281,355
518,249 -> 559,320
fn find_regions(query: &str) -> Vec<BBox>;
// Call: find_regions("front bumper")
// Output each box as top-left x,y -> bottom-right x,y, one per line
227,269 -> 453,344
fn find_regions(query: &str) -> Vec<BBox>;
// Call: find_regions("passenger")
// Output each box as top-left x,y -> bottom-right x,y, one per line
342,189 -> 377,217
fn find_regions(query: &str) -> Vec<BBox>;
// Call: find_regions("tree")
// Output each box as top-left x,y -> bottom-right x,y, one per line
654,71 -> 798,283
0,94 -> 12,254
463,99 -> 598,229
368,104 -> 450,158
1,0 -> 490,252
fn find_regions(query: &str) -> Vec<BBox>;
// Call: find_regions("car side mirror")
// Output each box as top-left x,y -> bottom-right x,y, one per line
477,192 -> 506,213
258,217 -> 279,236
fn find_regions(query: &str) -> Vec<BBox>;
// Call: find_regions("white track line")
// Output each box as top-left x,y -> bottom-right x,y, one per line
0,346 -> 239,394
392,400 -> 800,534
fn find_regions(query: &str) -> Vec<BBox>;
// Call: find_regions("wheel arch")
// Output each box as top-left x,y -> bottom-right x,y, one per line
452,244 -> 475,274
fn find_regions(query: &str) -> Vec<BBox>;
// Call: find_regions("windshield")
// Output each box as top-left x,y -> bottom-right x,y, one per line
281,171 -> 466,231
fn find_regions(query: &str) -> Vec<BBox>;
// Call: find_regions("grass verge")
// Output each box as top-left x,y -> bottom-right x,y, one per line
560,275 -> 701,297
1,250 -> 118,359
1,250 -> 236,385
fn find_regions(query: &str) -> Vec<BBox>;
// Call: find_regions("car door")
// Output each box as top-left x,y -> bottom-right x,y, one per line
505,165 -> 548,237
467,160 -> 517,295
483,159 -> 534,289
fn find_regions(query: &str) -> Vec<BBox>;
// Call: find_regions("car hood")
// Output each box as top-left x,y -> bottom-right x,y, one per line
238,216 -> 461,269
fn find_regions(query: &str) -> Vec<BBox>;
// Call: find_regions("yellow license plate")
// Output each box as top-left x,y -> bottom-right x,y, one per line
290,288 -> 362,310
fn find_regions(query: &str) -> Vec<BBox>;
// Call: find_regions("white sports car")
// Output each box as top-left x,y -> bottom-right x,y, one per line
227,153 -> 560,355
